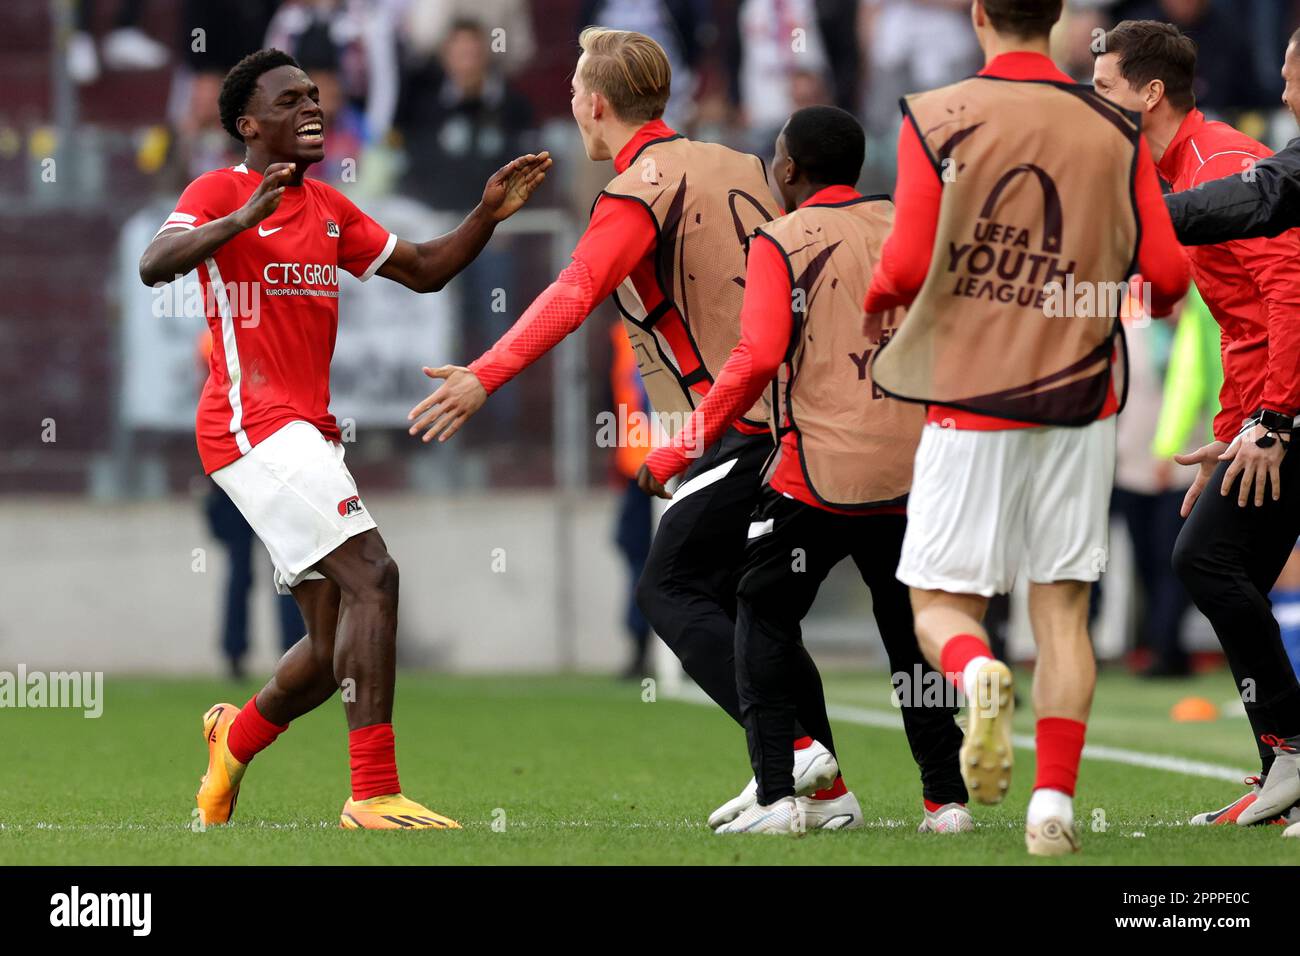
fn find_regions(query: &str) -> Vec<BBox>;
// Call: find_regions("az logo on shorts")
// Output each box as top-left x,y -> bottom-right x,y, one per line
337,495 -> 364,517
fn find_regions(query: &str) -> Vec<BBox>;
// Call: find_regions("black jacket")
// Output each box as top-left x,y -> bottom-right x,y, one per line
1165,137 -> 1300,246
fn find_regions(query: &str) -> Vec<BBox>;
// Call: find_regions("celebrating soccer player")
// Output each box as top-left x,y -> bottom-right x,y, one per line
862,0 -> 1190,855
641,106 -> 971,835
137,48 -> 550,830
1094,21 -> 1300,832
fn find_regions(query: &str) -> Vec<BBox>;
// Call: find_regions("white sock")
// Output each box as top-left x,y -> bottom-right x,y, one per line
1027,787 -> 1074,827
961,656 -> 993,702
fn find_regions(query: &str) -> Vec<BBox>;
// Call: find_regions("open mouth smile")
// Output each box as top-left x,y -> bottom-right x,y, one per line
295,120 -> 324,144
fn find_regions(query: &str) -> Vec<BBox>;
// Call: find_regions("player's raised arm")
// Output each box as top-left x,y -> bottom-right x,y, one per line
376,152 -> 551,294
137,162 -> 296,286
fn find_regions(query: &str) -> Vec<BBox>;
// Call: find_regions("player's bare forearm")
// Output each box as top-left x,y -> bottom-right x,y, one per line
138,215 -> 248,287
376,206 -> 498,294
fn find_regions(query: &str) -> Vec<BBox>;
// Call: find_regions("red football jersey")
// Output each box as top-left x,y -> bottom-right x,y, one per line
158,164 -> 395,473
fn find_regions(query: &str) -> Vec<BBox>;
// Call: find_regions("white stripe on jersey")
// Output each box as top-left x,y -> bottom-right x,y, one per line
359,232 -> 398,282
204,256 -> 252,455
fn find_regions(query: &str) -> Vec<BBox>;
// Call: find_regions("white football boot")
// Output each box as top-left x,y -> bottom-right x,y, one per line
1025,816 -> 1081,856
1236,736 -> 1300,826
797,790 -> 864,831
707,740 -> 839,829
917,802 -> 974,834
715,795 -> 804,835
961,660 -> 1015,805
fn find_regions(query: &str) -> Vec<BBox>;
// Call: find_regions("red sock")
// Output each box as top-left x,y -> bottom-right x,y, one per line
793,736 -> 814,750
349,723 -> 401,801
1034,717 -> 1087,795
225,695 -> 288,765
939,633 -> 995,689
812,774 -> 848,800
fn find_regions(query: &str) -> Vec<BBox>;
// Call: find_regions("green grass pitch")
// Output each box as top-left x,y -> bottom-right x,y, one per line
1,669 -> 1296,865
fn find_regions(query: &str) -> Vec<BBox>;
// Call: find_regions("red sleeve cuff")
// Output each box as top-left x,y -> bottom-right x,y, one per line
645,445 -> 688,484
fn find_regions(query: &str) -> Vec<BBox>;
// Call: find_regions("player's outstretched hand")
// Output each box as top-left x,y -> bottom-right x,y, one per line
481,152 -> 553,222
1174,440 -> 1229,518
636,463 -> 673,500
407,365 -> 488,443
234,163 -> 295,230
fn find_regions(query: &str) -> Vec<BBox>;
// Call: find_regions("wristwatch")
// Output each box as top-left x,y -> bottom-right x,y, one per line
1252,408 -> 1293,449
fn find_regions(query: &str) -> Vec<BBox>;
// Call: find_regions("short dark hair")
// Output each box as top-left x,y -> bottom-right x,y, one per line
1101,20 -> 1197,113
981,0 -> 1063,39
218,48 -> 301,143
783,106 -> 865,187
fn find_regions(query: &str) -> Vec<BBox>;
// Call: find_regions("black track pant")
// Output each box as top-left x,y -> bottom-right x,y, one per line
736,487 -> 968,807
1172,453 -> 1300,773
637,427 -> 818,738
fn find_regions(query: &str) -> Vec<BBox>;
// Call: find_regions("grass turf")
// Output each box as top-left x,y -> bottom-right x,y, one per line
1,670 -> 1295,865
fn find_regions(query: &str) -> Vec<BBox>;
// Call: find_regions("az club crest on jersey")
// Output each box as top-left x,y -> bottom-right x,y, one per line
325,219 -> 340,238
337,495 -> 363,517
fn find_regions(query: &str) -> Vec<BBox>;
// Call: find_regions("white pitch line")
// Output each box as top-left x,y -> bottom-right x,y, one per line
670,689 -> 1251,784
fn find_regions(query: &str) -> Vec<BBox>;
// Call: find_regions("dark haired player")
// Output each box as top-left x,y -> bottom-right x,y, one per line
1094,21 -> 1300,831
138,48 -> 550,830
642,106 -> 970,834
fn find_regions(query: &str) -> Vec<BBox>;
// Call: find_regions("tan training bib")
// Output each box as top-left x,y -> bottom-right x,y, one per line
872,77 -> 1140,425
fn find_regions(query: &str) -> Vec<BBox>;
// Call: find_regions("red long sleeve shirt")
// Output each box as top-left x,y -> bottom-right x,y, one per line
1157,109 -> 1300,441
645,186 -> 906,515
863,52 -> 1190,430
468,119 -> 765,436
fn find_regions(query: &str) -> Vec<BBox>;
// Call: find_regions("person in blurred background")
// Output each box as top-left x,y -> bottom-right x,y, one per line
730,0 -> 832,153
395,18 -> 536,210
395,18 -> 537,441
171,0 -> 283,178
68,0 -> 170,85
1112,294 -> 1196,679
859,0 -> 981,137
139,47 -> 550,831
608,324 -> 654,679
1094,19 -> 1300,830
402,0 -> 537,76
1112,0 -> 1276,112
1144,286 -> 1223,674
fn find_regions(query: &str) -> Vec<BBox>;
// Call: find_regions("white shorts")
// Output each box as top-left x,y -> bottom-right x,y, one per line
897,417 -> 1116,597
210,421 -> 377,595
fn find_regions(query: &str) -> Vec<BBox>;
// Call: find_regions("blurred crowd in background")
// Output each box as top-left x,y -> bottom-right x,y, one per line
5,0 -> 1300,678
